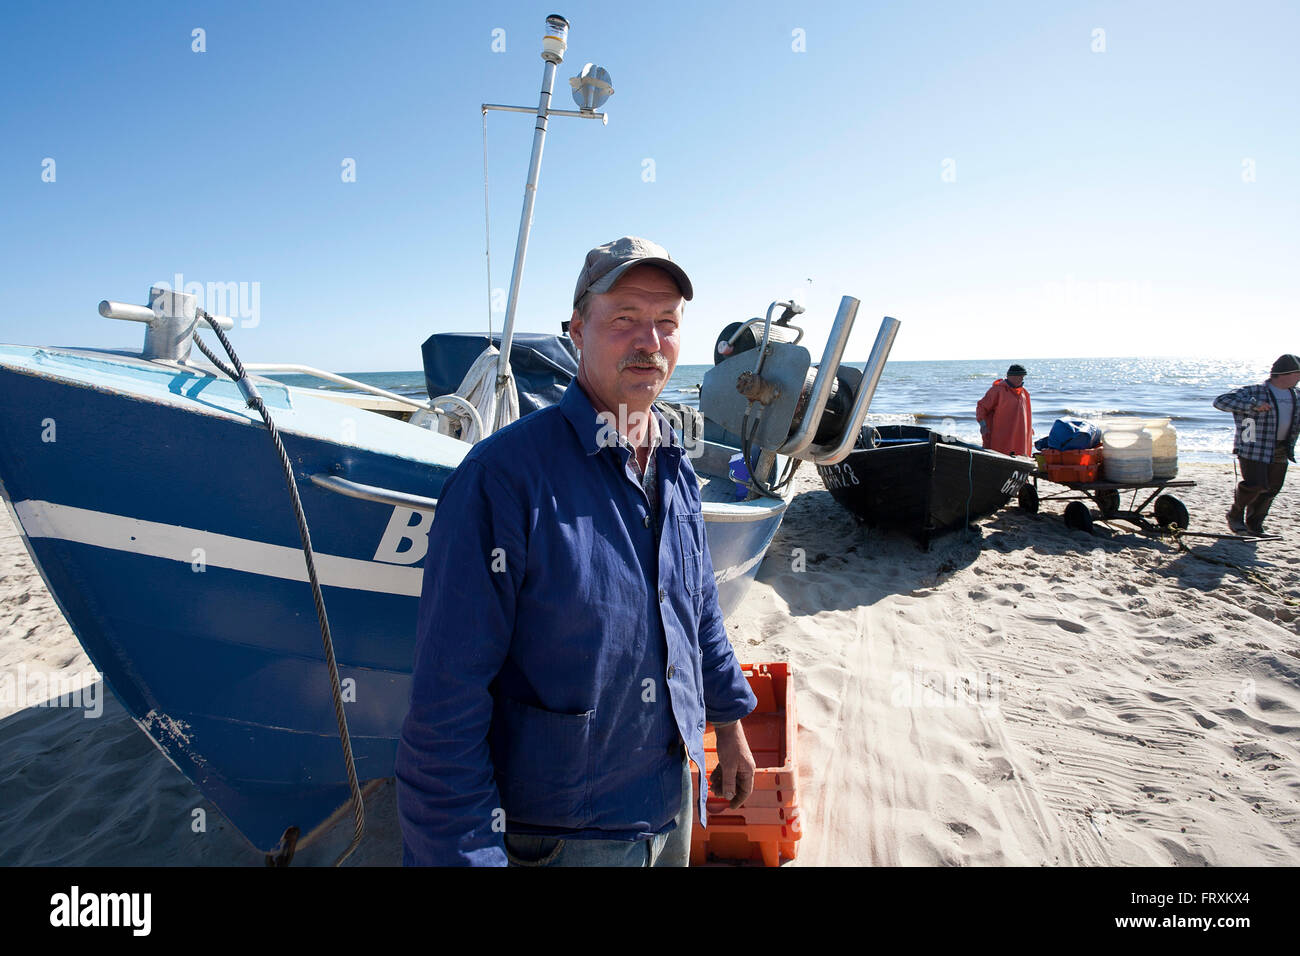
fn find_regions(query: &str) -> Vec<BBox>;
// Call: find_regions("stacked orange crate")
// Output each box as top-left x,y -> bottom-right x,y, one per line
1041,446 -> 1103,483
689,662 -> 801,867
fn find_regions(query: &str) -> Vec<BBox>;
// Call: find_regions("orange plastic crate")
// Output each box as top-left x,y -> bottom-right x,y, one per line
1041,446 -> 1103,483
1046,462 -> 1101,483
690,662 -> 801,866
694,809 -> 803,868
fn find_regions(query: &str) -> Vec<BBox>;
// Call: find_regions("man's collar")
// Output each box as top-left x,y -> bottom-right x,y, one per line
651,404 -> 685,453
644,409 -> 662,453
560,380 -> 684,457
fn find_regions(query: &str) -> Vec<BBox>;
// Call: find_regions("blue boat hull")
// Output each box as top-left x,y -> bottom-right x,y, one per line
0,348 -> 785,852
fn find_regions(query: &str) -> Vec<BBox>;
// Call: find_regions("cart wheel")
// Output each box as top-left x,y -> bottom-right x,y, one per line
1096,489 -> 1120,518
1063,501 -> 1093,533
1018,484 -> 1039,514
1153,494 -> 1189,530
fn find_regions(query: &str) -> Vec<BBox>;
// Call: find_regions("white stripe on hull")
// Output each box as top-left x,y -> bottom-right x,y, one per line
14,499 -> 764,599
14,500 -> 423,597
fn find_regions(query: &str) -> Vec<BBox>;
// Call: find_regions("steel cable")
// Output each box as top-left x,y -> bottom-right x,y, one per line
194,319 -> 365,866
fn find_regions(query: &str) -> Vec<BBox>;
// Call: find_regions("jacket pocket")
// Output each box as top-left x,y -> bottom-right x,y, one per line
676,512 -> 706,597
491,696 -> 593,828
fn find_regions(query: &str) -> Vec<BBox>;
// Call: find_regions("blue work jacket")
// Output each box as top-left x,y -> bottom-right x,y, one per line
395,381 -> 758,866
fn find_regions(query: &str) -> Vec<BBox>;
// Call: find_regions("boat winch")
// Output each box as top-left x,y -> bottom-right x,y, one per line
701,295 -> 900,494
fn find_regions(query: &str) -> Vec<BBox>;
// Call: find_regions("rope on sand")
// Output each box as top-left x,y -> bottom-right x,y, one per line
1167,527 -> 1299,606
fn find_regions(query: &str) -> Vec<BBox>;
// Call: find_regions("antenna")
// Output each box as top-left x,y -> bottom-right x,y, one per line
481,15 -> 615,389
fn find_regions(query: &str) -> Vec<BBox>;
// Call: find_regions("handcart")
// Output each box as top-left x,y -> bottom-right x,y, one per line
1020,473 -> 1282,542
1018,474 -> 1196,536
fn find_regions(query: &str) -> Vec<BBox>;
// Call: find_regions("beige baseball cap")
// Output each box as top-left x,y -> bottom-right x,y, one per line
573,236 -> 694,306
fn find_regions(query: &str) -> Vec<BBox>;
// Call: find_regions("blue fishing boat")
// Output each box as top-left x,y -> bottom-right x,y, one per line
0,17 -> 899,861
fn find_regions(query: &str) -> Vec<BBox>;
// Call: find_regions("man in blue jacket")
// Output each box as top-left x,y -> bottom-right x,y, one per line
396,236 -> 759,866
1213,353 -> 1300,534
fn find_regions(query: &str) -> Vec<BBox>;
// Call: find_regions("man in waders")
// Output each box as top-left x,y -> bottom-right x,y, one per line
976,363 -> 1035,457
1214,354 -> 1300,535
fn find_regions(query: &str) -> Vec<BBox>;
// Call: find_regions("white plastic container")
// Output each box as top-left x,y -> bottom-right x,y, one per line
1092,416 -> 1176,481
1143,418 -> 1179,479
1093,415 -> 1146,432
1102,427 -> 1153,483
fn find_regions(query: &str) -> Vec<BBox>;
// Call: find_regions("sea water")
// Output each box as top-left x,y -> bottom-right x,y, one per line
274,356 -> 1272,463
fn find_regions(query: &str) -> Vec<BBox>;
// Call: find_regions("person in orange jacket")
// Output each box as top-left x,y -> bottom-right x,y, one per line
976,363 -> 1034,457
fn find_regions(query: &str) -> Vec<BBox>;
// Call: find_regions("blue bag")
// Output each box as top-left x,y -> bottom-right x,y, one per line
1035,418 -> 1102,451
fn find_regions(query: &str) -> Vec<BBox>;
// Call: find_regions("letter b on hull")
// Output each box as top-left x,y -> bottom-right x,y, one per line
373,507 -> 434,564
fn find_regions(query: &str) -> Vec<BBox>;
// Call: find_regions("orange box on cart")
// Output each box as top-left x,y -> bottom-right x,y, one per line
689,662 -> 801,866
1040,446 -> 1103,483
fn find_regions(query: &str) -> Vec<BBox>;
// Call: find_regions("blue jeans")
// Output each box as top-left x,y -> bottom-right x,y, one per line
503,756 -> 693,867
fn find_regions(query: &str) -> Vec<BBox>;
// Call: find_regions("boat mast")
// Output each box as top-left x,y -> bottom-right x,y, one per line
496,15 -> 567,386
485,15 -> 614,392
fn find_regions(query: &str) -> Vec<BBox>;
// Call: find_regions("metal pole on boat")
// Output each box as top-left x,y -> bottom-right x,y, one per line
496,15 -> 569,386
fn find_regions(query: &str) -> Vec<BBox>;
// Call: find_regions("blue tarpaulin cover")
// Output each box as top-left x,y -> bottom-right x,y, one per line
421,332 -> 578,417
1035,418 -> 1103,451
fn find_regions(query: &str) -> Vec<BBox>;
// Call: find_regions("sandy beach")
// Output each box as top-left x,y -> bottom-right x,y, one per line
2,461 -> 1297,866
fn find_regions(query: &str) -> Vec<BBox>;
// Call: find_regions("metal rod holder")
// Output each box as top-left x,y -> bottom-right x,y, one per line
810,316 -> 901,466
777,295 -> 860,458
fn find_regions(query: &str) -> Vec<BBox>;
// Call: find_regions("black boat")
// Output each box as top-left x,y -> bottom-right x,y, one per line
816,425 -> 1035,546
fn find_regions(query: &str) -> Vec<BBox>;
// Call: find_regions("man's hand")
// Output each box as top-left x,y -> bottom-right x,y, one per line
709,722 -> 756,810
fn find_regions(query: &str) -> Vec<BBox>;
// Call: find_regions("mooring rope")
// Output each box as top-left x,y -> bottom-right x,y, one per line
965,447 -> 974,533
194,319 -> 366,866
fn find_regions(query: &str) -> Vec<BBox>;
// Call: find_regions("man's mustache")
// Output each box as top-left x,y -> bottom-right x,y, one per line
619,352 -> 668,373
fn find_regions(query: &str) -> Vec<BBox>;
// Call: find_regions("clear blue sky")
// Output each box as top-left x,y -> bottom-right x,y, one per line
2,0 -> 1296,370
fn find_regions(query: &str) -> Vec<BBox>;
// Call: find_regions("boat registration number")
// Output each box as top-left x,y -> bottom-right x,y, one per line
999,471 -> 1030,495
818,463 -> 860,490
